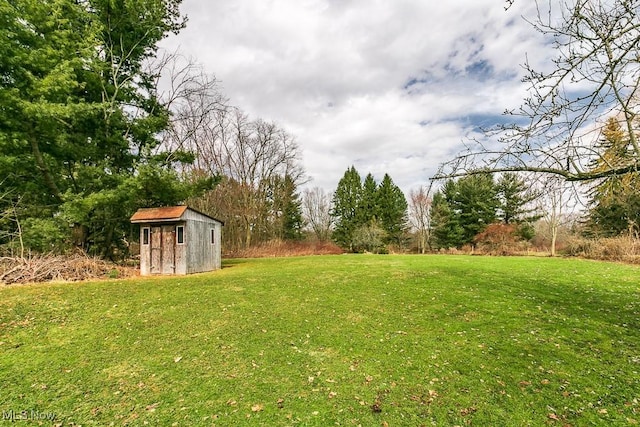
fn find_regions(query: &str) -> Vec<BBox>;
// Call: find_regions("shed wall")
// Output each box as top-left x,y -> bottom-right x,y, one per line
183,209 -> 222,274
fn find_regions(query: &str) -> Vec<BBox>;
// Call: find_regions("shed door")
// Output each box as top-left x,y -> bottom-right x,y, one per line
150,226 -> 176,274
161,225 -> 176,274
150,226 -> 162,274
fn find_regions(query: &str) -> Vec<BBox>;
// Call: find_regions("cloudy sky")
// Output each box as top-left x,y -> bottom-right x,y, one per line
160,0 -> 550,194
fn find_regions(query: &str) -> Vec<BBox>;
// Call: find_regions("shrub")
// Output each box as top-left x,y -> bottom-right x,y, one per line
564,235 -> 640,263
351,222 -> 387,253
564,236 -> 595,257
600,238 -> 628,260
473,223 -> 520,255
20,217 -> 69,253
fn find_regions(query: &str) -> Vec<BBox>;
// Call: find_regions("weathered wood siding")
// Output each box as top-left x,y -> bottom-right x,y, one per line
174,224 -> 187,275
212,223 -> 222,270
161,225 -> 175,274
183,209 -> 222,274
140,227 -> 151,275
151,226 -> 162,274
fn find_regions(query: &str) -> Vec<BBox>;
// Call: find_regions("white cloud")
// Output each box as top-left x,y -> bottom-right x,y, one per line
161,0 -> 551,193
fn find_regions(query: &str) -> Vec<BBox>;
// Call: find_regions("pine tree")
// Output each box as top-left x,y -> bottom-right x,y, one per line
432,174 -> 499,248
280,175 -> 304,240
331,168 -> 409,251
587,118 -> 640,237
496,173 -> 536,224
376,174 -> 408,246
357,173 -> 380,225
431,182 -> 464,249
331,166 -> 362,250
0,0 -> 202,258
496,173 -> 540,240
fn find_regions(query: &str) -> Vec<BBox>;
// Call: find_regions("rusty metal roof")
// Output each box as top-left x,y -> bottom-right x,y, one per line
130,206 -> 224,225
130,206 -> 188,223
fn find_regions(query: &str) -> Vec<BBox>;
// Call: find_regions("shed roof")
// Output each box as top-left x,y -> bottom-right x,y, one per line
131,206 -> 224,224
130,206 -> 188,223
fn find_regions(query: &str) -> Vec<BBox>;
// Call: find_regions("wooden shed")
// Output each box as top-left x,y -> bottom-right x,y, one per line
130,206 -> 223,275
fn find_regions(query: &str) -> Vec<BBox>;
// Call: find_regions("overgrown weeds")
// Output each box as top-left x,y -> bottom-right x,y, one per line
565,235 -> 640,263
227,239 -> 343,258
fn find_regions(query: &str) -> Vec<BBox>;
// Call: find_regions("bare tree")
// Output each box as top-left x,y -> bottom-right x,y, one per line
535,176 -> 581,256
181,105 -> 305,250
436,0 -> 640,182
149,51 -> 229,168
302,187 -> 333,241
0,190 -> 25,258
408,185 -> 433,254
149,52 -> 306,251
213,112 -> 304,248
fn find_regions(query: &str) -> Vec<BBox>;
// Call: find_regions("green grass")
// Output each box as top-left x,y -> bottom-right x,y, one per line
1,255 -> 639,426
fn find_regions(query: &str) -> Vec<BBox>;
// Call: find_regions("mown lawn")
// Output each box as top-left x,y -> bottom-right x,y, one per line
0,255 -> 639,426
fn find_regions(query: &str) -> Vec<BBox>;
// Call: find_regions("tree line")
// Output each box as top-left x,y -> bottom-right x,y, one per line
432,0 -> 640,248
1,0 -> 198,259
331,167 -> 408,253
430,173 -> 538,250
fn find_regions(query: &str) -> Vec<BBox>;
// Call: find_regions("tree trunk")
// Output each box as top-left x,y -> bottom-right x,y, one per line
244,216 -> 252,249
30,137 -> 62,202
102,224 -> 115,260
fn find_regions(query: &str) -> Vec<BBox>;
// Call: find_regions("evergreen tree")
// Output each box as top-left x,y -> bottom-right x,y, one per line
357,173 -> 380,225
431,183 -> 464,249
496,173 -> 534,224
0,0 -> 212,258
376,174 -> 408,246
432,174 -> 499,248
496,173 -> 540,240
586,118 -> 640,237
331,166 -> 362,250
269,174 -> 304,240
453,174 -> 498,244
331,168 -> 409,251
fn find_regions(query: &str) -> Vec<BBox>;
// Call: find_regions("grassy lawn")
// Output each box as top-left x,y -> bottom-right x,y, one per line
1,255 -> 639,426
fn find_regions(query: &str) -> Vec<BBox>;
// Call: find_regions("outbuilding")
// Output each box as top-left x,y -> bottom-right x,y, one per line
130,206 -> 223,275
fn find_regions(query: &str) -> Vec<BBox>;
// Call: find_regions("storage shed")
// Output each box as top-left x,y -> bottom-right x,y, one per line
130,206 -> 223,275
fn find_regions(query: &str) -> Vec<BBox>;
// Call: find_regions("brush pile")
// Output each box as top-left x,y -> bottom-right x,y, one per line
0,253 -> 135,285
